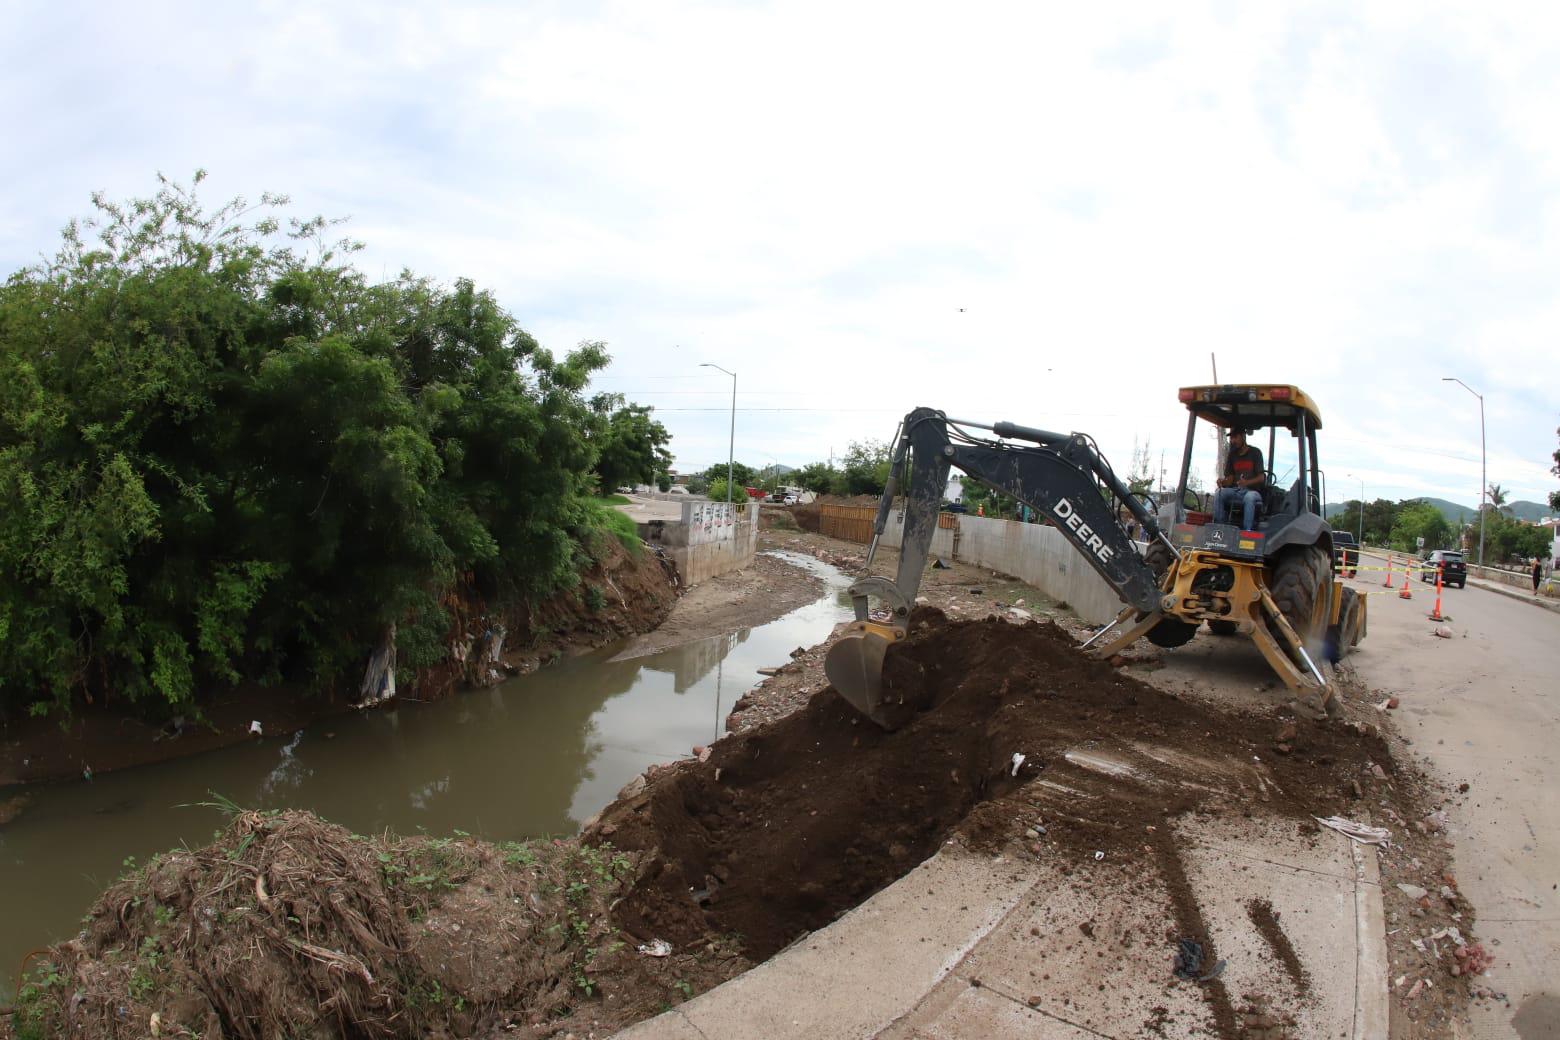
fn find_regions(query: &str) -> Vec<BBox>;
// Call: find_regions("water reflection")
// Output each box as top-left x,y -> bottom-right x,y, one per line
0,552 -> 850,995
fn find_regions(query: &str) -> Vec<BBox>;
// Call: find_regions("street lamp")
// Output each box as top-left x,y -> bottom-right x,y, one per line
700,363 -> 736,507
1346,473 -> 1364,545
1441,377 -> 1486,567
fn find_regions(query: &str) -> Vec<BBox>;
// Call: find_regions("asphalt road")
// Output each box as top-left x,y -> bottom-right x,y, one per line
1344,560 -> 1559,1039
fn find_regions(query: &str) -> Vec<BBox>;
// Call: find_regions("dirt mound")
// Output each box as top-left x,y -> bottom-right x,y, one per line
593,608 -> 1387,963
6,810 -> 688,1040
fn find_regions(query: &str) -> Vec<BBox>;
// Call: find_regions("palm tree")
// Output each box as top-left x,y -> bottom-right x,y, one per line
1487,483 -> 1511,516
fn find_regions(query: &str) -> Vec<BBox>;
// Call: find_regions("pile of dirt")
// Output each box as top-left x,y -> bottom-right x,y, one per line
592,608 -> 1392,964
756,504 -> 799,531
790,499 -> 821,533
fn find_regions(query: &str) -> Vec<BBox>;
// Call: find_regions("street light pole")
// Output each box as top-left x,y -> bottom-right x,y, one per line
701,363 -> 736,507
1442,377 -> 1486,567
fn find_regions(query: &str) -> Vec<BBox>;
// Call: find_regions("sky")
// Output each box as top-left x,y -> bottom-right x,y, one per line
4,0 -> 1558,510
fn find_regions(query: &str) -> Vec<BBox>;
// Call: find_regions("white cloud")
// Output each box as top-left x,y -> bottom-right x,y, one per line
3,0 -> 1557,505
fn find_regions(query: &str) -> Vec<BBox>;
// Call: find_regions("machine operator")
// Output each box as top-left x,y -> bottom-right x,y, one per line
1213,427 -> 1266,531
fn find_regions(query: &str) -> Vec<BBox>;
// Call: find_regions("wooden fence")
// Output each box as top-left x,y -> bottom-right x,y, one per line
819,503 -> 960,544
819,503 -> 877,543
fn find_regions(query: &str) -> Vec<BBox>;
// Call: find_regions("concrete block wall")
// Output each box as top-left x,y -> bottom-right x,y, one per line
878,513 -> 1125,625
636,501 -> 760,585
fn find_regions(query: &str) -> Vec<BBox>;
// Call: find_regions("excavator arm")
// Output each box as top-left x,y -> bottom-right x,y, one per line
825,407 -> 1178,728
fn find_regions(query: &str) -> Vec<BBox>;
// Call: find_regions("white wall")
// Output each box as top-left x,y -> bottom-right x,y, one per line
877,513 -> 1124,625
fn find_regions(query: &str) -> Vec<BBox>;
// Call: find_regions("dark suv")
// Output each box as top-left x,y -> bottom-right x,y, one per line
1421,549 -> 1467,588
1332,532 -> 1358,577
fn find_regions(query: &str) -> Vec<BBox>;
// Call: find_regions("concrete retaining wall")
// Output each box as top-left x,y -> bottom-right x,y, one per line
636,501 -> 760,585
878,513 -> 1125,625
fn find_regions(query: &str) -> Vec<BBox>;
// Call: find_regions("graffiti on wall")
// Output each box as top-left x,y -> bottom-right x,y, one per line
690,502 -> 737,536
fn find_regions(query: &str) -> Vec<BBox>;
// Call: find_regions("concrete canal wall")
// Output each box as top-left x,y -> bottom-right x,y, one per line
637,500 -> 760,585
877,512 -> 1124,625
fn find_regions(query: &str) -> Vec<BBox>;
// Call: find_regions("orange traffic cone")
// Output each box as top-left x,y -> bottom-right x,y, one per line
1398,566 -> 1413,600
1427,566 -> 1447,621
1383,552 -> 1394,588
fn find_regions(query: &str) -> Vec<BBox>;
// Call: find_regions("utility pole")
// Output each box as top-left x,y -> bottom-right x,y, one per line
701,363 -> 737,506
1442,378 -> 1487,566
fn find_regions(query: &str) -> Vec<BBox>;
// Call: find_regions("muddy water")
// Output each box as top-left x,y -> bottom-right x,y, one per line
0,551 -> 851,997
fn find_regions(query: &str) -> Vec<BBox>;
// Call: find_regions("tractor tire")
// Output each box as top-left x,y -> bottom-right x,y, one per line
1268,545 -> 1330,645
1139,541 -> 1195,647
1207,619 -> 1240,636
1325,586 -> 1361,662
1145,617 -> 1199,647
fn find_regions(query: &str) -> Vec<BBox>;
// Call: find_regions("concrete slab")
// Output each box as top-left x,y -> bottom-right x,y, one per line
880,985 -> 1099,1039
612,814 -> 1388,1039
1176,815 -> 1378,1040
612,849 -> 1040,1040
896,856 -> 1215,1039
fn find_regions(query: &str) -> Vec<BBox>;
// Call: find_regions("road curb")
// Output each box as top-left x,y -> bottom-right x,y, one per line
1350,839 -> 1391,1039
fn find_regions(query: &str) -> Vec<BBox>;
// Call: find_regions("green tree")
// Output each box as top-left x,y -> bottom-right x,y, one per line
793,461 -> 838,494
1362,499 -> 1399,545
703,461 -> 754,489
1549,427 -> 1559,511
588,394 -> 672,493
1487,483 -> 1510,515
0,174 -> 622,718
840,440 -> 891,496
1389,500 -> 1451,552
1484,512 -> 1551,564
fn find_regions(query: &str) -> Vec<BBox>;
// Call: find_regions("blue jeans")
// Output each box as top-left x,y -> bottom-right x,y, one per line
1214,487 -> 1261,530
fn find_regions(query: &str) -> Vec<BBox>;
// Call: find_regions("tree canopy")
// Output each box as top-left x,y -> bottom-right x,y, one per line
0,174 -> 657,717
588,394 -> 672,493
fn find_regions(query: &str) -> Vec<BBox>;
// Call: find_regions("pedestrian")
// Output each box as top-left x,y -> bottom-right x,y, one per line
1533,557 -> 1543,595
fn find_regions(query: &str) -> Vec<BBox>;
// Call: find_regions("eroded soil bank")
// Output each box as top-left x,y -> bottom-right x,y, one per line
0,537 -> 677,787
6,608 -> 1481,1040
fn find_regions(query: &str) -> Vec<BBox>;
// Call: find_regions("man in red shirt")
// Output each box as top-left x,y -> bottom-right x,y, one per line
1213,428 -> 1266,530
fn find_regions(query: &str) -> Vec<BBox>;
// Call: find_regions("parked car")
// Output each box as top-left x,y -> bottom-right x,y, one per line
1420,549 -> 1467,588
1331,531 -> 1358,577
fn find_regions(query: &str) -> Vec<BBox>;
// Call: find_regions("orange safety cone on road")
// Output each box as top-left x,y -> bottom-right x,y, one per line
1398,566 -> 1413,600
1383,552 -> 1394,588
1427,565 -> 1447,621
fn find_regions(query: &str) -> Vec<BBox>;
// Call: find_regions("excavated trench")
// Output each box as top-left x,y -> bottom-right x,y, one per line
593,607 -> 1390,964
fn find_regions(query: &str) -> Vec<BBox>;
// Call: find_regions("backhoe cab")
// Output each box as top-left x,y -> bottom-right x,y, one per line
823,386 -> 1363,730
1138,385 -> 1365,706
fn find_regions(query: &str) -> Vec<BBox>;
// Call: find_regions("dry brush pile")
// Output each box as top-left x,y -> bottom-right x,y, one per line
7,809 -> 647,1040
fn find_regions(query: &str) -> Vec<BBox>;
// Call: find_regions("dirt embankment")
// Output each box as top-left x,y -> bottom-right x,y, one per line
11,604 -> 1480,1040
607,550 -> 825,662
0,536 -> 679,787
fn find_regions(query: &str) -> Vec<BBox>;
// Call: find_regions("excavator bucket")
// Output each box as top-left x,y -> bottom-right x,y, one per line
824,621 -> 909,730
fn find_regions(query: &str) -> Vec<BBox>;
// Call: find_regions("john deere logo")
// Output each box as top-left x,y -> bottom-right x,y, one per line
1207,529 -> 1227,546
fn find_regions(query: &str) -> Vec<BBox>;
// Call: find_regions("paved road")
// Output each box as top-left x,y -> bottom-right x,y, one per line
1343,560 -> 1559,1039
616,493 -> 693,522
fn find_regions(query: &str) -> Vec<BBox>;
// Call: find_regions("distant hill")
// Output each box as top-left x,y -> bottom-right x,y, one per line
1509,500 -> 1552,522
1324,496 -> 1555,524
1325,497 -> 1477,524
